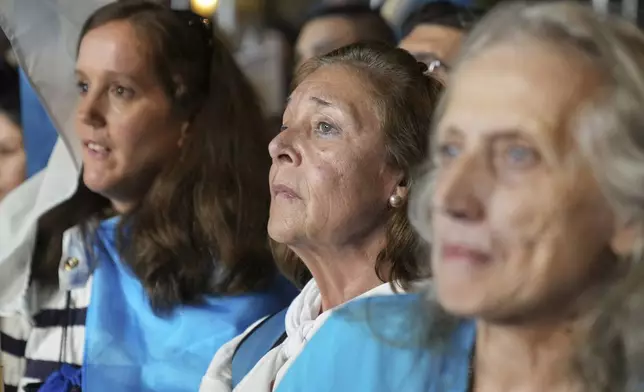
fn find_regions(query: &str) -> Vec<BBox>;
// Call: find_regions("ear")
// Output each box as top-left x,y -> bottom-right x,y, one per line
610,221 -> 642,257
177,121 -> 190,148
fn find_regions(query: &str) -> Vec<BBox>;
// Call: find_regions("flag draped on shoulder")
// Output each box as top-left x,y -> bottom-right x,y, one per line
0,0 -> 107,316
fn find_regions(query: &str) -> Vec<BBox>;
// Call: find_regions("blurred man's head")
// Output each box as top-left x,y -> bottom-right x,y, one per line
0,63 -> 24,202
295,4 -> 396,67
400,2 -> 483,80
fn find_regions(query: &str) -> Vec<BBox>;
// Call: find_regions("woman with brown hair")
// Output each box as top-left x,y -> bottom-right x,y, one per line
0,1 -> 296,391
200,42 -> 443,392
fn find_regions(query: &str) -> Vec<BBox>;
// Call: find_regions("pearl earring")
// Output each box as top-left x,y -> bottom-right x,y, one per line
389,194 -> 403,208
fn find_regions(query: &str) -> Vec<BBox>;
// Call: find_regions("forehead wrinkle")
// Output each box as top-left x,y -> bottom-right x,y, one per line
447,42 -> 603,167
292,67 -> 378,132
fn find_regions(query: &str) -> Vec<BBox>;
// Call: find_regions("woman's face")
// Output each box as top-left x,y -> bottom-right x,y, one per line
0,112 -> 25,201
75,20 -> 185,212
431,41 -> 619,322
268,65 -> 402,250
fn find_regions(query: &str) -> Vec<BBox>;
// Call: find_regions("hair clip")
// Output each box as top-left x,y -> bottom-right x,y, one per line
187,16 -> 211,30
175,10 -> 213,47
416,55 -> 450,74
427,59 -> 447,73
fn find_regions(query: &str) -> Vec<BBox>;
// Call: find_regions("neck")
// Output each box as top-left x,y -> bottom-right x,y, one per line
294,230 -> 388,312
110,199 -> 137,215
474,318 -> 586,392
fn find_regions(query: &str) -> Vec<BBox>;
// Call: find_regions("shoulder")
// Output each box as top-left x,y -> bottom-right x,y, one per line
324,293 -> 431,344
276,293 -> 475,392
277,294 -> 430,390
200,316 -> 268,391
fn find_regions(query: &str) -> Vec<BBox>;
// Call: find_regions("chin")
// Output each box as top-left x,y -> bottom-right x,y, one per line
435,284 -> 488,319
82,172 -> 114,196
267,222 -> 295,245
267,206 -> 304,244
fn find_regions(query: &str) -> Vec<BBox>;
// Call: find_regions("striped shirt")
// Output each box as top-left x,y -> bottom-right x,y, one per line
1,226 -> 92,392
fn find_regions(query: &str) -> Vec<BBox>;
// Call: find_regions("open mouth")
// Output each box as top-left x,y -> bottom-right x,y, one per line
84,141 -> 112,158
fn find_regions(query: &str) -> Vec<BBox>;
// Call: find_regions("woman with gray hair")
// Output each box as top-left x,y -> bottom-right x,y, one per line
271,2 -> 644,391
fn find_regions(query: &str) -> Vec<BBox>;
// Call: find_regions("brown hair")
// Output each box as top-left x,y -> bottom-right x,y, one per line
274,42 -> 443,288
32,0 -> 275,310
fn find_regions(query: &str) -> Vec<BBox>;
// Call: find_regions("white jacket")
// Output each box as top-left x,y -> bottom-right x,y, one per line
0,0 -> 109,317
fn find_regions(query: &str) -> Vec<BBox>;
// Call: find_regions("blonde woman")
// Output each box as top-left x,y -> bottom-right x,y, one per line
273,2 -> 644,391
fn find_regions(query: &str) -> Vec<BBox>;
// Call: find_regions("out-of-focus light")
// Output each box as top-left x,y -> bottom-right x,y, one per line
191,0 -> 219,17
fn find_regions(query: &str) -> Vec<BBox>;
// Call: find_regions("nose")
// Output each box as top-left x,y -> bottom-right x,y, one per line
268,128 -> 302,166
76,94 -> 106,130
434,154 -> 490,222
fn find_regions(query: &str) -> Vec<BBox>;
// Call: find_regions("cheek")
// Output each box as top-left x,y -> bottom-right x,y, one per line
319,154 -> 387,206
489,174 -> 613,266
110,108 -> 180,163
0,153 -> 26,183
489,186 -> 562,246
306,160 -> 344,211
306,154 -> 387,225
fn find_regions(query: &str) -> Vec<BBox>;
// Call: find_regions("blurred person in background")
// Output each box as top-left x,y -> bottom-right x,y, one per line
0,1 -> 296,391
295,3 -> 396,67
0,58 -> 25,202
399,1 -> 484,82
232,1 -> 294,132
273,2 -> 644,391
200,42 -> 442,392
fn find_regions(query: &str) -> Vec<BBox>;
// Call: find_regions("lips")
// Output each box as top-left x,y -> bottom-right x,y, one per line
87,142 -> 108,153
441,243 -> 491,264
83,140 -> 112,159
271,184 -> 300,199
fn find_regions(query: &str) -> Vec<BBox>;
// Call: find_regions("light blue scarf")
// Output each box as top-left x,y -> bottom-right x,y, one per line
83,217 -> 297,392
276,293 -> 475,392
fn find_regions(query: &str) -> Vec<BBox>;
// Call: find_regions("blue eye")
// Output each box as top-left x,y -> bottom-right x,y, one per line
77,81 -> 89,94
506,145 -> 536,164
438,143 -> 461,159
317,122 -> 333,133
315,121 -> 338,136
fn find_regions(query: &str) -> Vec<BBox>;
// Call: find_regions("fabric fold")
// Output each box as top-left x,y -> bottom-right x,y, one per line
0,0 -> 108,316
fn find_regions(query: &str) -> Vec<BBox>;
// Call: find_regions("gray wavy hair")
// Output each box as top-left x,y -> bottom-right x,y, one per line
409,2 -> 644,391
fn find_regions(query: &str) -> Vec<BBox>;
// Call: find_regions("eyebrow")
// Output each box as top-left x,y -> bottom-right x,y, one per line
442,126 -> 524,140
440,125 -> 560,158
311,96 -> 334,108
286,94 -> 362,127
74,68 -> 138,82
284,95 -> 338,109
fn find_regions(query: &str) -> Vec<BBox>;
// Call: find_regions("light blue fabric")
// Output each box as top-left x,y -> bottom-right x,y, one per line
83,217 -> 297,392
276,293 -> 475,392
19,69 -> 58,178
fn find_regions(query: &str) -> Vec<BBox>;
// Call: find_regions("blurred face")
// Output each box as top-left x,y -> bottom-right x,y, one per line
399,25 -> 463,82
295,17 -> 361,67
431,41 -> 616,322
268,65 -> 401,249
75,20 -> 184,212
0,113 -> 25,201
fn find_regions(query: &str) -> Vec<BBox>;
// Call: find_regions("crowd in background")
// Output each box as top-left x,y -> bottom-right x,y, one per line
0,0 -> 484,203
